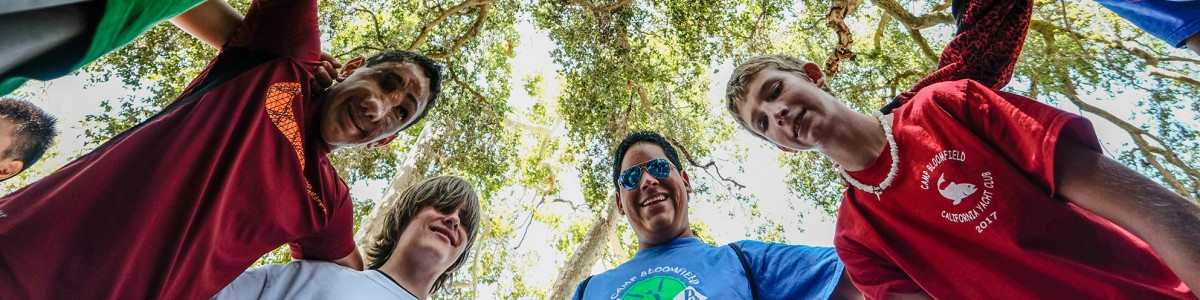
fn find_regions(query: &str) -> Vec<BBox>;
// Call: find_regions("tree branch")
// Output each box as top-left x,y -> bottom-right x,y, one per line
407,0 -> 490,51
429,4 -> 492,60
547,198 -> 585,211
873,11 -> 891,50
1031,20 -> 1200,89
334,45 -> 385,59
600,0 -> 635,12
823,0 -> 863,77
1038,30 -> 1199,201
885,69 -> 923,97
664,136 -> 745,189
565,0 -> 597,11
869,0 -> 948,63
354,6 -> 391,49
870,0 -> 954,30
906,28 -> 939,63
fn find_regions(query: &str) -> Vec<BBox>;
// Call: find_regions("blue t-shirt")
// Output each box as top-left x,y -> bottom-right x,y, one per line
1095,0 -> 1200,47
572,238 -> 844,300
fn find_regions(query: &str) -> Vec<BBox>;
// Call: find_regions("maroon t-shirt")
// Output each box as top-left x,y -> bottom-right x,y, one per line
0,0 -> 355,298
835,80 -> 1192,299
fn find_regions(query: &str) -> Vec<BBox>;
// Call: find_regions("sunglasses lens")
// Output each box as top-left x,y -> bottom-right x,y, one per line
620,166 -> 641,190
647,159 -> 671,179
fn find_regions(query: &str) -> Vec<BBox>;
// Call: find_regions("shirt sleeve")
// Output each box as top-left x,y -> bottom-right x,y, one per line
225,0 -> 322,61
898,0 -> 1034,103
570,279 -> 587,300
928,80 -> 1101,197
1094,0 -> 1200,48
289,195 -> 357,261
737,241 -> 844,300
834,236 -> 924,300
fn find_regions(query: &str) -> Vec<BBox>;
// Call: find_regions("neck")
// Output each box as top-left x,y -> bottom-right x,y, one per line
819,111 -> 887,171
380,257 -> 441,299
638,227 -> 695,250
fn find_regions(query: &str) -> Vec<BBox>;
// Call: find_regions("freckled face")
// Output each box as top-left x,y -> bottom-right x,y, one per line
320,62 -> 430,149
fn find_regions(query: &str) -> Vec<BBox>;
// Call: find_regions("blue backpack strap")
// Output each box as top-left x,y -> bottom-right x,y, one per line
729,242 -> 761,300
576,275 -> 594,300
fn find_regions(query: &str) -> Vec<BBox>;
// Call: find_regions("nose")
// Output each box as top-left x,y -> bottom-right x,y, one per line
443,212 -> 460,230
361,95 -> 390,122
773,106 -> 791,127
638,168 -> 660,190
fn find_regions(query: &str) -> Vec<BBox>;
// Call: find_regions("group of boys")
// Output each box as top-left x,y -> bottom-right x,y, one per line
0,0 -> 1198,299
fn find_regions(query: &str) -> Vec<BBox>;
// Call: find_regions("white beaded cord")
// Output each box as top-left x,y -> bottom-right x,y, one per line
836,111 -> 899,200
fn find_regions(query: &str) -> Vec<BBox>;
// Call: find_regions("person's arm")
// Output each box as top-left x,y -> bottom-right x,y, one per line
883,293 -> 933,300
1054,139 -> 1200,298
898,0 -> 1035,102
1186,32 -> 1200,56
829,269 -> 865,300
744,242 -> 861,300
328,248 -> 364,270
168,0 -> 243,49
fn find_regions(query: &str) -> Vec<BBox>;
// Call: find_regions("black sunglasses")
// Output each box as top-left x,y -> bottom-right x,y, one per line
619,158 -> 673,190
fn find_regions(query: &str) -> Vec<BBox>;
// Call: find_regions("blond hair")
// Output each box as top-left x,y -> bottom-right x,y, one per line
363,176 -> 482,294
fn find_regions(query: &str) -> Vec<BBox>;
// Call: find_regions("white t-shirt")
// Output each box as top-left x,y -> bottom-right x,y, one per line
212,260 -> 419,300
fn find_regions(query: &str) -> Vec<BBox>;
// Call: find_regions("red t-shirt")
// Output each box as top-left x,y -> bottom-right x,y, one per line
834,80 -> 1193,299
0,0 -> 354,298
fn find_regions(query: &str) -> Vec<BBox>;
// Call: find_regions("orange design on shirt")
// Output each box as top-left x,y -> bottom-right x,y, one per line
264,82 -> 327,214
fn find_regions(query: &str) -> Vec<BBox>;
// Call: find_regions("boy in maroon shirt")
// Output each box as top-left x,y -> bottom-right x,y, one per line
725,0 -> 1200,298
0,0 -> 443,298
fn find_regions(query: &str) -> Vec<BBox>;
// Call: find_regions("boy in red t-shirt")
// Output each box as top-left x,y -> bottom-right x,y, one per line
724,0 -> 1200,299
0,0 -> 444,298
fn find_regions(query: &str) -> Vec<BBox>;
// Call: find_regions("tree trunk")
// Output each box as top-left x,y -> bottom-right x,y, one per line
546,199 -> 621,300
355,122 -> 446,265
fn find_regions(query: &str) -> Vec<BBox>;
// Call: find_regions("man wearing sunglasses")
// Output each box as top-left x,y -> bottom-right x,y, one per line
571,130 -> 862,300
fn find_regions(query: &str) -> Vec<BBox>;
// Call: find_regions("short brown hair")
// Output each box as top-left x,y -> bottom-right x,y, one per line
363,176 -> 482,294
0,97 -> 57,172
724,55 -> 834,140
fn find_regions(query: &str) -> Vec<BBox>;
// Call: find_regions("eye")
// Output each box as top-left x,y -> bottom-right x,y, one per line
770,81 -> 782,99
381,73 -> 401,92
393,106 -> 409,120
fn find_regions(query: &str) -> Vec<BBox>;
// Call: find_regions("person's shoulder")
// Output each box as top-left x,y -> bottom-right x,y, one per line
906,79 -> 1002,113
731,239 -> 829,249
731,240 -> 837,257
263,259 -> 359,276
912,79 -> 974,102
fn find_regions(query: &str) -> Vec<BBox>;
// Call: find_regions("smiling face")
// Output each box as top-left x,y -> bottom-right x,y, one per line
616,143 -> 694,249
735,64 -> 852,152
393,206 -> 470,274
319,61 -> 431,149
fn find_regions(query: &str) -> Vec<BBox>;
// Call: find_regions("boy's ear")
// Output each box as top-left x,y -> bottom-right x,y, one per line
341,56 -> 365,78
679,170 -> 693,193
0,159 -> 24,181
614,193 -> 626,216
367,133 -> 399,149
801,62 -> 826,89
